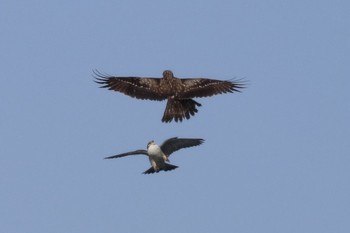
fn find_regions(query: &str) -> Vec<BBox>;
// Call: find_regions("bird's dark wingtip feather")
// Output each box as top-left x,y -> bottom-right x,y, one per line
94,78 -> 108,84
162,117 -> 173,123
228,78 -> 248,89
93,70 -> 117,88
197,138 -> 205,145
104,154 -> 122,159
92,69 -> 114,82
92,69 -> 108,77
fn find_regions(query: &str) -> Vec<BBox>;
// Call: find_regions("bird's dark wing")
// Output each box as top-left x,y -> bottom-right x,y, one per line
104,149 -> 148,159
178,78 -> 245,98
94,70 -> 166,101
160,137 -> 204,157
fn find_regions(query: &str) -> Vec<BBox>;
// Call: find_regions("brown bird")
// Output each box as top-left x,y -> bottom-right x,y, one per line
94,70 -> 244,123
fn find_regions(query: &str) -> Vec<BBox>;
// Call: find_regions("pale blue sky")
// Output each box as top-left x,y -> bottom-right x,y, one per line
1,1 -> 349,232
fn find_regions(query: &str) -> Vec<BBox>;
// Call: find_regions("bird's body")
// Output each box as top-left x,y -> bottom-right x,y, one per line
95,70 -> 244,123
104,137 -> 204,174
146,141 -> 169,172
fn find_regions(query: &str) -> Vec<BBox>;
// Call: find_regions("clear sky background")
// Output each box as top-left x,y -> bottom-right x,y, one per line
1,1 -> 349,232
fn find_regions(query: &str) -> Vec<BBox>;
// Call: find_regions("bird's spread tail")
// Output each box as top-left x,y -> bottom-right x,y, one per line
162,99 -> 202,123
143,163 -> 178,174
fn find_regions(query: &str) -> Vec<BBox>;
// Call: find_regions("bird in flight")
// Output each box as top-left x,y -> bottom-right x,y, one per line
104,137 -> 204,174
94,70 -> 244,123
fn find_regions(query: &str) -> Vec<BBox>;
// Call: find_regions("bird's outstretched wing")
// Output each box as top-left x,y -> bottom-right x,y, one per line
160,137 -> 204,157
104,149 -> 148,159
94,70 -> 166,101
179,78 -> 245,98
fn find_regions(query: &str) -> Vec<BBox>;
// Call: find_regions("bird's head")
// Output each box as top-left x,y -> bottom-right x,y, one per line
162,70 -> 174,79
147,140 -> 155,149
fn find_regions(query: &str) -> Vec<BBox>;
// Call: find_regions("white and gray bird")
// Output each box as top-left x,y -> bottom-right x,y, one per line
104,137 -> 204,174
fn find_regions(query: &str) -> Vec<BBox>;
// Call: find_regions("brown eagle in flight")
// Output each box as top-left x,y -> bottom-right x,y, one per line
94,70 -> 244,123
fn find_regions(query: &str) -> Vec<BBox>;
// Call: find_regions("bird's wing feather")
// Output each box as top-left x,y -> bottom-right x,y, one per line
104,149 -> 148,159
179,78 -> 245,98
94,71 -> 166,101
160,137 -> 204,157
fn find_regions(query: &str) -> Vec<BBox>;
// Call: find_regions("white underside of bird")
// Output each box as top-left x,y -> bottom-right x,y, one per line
147,142 -> 169,172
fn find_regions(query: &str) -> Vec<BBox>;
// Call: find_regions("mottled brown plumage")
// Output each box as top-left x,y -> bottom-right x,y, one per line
94,70 -> 244,122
